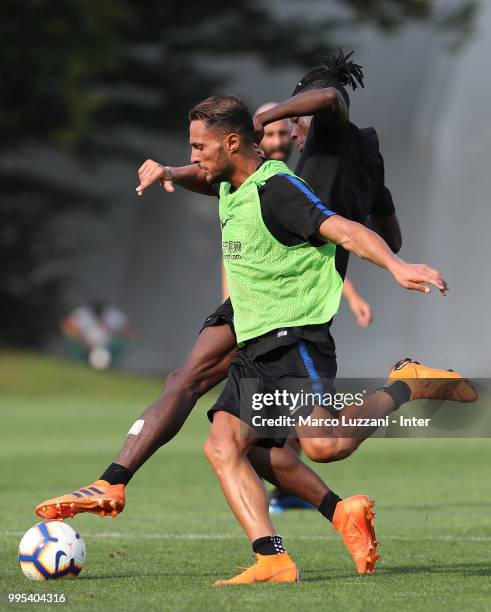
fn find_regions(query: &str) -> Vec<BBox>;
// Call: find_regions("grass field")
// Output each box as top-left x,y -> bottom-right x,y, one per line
1,351 -> 490,611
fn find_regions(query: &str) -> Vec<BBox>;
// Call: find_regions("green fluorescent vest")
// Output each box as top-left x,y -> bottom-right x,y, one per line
219,160 -> 343,344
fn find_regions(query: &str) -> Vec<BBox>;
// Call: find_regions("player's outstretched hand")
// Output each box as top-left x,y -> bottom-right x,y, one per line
136,159 -> 174,196
391,261 -> 448,295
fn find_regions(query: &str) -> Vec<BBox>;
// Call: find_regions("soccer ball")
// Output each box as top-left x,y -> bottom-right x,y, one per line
18,521 -> 85,580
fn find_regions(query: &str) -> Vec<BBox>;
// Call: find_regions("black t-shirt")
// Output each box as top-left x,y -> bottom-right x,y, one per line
295,115 -> 395,279
217,164 -> 335,245
258,172 -> 334,246
217,111 -> 397,356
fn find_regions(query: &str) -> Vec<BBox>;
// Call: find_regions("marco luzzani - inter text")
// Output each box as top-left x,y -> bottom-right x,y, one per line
251,414 -> 431,428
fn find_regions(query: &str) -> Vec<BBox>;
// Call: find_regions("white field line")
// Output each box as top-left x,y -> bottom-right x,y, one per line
1,531 -> 490,542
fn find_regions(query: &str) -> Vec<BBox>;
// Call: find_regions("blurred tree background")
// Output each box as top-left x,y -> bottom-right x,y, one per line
0,0 -> 477,346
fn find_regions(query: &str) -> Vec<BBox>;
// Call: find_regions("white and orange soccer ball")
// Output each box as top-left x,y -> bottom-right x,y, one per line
18,521 -> 85,580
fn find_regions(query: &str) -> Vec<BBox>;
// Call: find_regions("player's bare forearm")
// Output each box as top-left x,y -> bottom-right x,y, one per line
318,216 -> 447,294
136,159 -> 215,197
319,216 -> 399,269
255,88 -> 347,130
342,277 -> 356,301
342,278 -> 373,327
166,164 -> 216,195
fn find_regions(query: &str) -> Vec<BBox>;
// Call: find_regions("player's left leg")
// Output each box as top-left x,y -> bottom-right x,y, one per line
296,389 -> 395,463
114,323 -> 236,473
297,358 -> 477,463
204,411 -> 299,585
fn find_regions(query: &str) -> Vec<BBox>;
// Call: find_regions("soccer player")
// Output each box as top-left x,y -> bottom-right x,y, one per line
33,53 -> 397,534
177,94 -> 474,584
35,54 -> 474,581
36,54 -> 386,538
35,95 -> 382,576
251,101 -> 373,332
240,101 -> 373,513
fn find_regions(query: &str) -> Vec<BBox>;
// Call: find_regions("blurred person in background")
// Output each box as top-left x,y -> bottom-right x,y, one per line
60,300 -> 133,370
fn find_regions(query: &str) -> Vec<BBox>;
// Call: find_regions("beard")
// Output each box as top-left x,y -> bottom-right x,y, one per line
205,168 -> 229,184
204,154 -> 233,184
262,144 -> 292,162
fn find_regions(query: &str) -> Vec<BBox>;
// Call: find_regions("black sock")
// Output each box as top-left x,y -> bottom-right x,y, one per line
375,380 -> 411,411
99,463 -> 133,486
252,535 -> 286,556
318,491 -> 342,523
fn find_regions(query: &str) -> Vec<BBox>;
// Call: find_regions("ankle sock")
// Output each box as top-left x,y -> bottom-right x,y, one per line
318,491 -> 342,522
375,380 -> 411,410
99,463 -> 133,486
252,535 -> 286,555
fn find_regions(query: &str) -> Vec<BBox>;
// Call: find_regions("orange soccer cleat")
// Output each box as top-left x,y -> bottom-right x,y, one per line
35,480 -> 125,520
388,358 -> 478,403
214,552 -> 299,586
333,495 -> 379,575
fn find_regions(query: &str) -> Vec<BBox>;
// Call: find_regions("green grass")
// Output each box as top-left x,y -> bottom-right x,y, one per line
1,351 -> 490,611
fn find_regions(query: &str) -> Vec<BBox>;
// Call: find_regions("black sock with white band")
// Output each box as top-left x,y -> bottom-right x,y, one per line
252,535 -> 286,556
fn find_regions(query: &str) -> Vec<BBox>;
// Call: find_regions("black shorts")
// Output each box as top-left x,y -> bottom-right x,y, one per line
200,298 -> 235,336
208,331 -> 337,448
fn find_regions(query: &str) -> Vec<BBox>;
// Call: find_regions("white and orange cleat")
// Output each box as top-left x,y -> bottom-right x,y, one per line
35,480 -> 125,520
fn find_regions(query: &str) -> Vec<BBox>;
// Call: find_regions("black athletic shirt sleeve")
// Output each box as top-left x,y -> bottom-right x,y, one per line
258,174 -> 335,247
371,153 -> 396,217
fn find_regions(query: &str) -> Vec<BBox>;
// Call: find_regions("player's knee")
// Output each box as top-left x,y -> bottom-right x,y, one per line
161,365 -> 201,402
203,430 -> 241,471
302,438 -> 336,463
302,437 -> 357,463
334,438 -> 360,460
203,435 -> 216,466
178,357 -> 227,398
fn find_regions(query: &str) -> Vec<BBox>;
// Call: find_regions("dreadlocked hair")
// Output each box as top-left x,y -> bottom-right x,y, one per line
292,49 -> 365,107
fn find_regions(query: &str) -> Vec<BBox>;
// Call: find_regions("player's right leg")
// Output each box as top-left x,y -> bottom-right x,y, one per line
204,410 -> 299,585
249,444 -> 378,574
35,317 -> 237,520
206,343 -> 378,577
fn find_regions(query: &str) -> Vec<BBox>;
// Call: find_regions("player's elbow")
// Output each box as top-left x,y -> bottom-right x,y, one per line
322,87 -> 338,105
373,213 -> 402,254
386,232 -> 402,254
392,237 -> 402,254
323,88 -> 348,126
